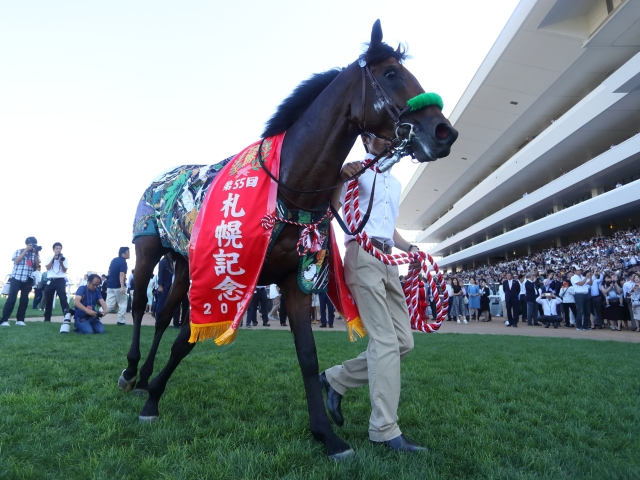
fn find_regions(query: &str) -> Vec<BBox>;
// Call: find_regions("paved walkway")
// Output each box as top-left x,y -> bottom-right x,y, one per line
20,313 -> 640,343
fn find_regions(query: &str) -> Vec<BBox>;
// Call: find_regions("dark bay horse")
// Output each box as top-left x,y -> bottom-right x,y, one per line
119,20 -> 458,460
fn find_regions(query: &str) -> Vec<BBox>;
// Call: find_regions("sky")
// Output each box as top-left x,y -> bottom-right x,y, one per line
0,0 -> 520,283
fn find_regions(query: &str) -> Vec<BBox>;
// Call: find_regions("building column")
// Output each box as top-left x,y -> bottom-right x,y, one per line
527,245 -> 532,255
595,225 -> 602,236
556,237 -> 562,247
591,187 -> 604,198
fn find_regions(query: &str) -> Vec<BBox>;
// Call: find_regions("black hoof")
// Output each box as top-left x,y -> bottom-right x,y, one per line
118,370 -> 137,392
139,415 -> 159,423
328,448 -> 355,461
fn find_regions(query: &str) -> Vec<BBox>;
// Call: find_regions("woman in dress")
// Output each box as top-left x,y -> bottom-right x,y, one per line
467,277 -> 481,321
601,273 -> 623,331
450,277 -> 468,323
479,278 -> 492,322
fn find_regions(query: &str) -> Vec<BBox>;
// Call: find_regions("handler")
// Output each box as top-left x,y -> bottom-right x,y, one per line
320,134 -> 425,453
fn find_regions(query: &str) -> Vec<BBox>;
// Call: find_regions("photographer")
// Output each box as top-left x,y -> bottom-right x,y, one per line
73,274 -> 108,334
43,242 -> 72,323
536,292 -> 563,329
0,236 -> 41,327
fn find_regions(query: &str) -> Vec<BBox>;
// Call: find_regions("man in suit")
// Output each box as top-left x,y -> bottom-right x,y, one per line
524,272 -> 540,326
502,272 -> 521,327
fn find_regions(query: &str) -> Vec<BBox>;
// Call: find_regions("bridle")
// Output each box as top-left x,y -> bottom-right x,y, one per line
358,54 -> 417,170
256,54 -> 428,233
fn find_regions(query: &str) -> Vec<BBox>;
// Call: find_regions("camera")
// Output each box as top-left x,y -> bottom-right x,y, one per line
58,254 -> 66,262
32,244 -> 42,252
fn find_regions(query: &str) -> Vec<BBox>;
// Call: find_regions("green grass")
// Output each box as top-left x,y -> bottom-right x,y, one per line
0,296 -> 68,319
0,325 -> 638,479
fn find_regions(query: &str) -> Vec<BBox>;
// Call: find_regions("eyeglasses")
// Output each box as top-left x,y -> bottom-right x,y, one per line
90,283 -> 101,287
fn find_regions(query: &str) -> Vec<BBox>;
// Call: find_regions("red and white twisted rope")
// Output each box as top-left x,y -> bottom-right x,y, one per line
262,210 -> 332,256
343,167 -> 448,332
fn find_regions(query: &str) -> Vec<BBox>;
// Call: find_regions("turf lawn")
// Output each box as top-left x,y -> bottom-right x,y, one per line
0,297 -> 66,319
0,324 -> 638,480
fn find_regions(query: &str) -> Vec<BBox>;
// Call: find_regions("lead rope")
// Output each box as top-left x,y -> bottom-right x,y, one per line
343,165 -> 449,332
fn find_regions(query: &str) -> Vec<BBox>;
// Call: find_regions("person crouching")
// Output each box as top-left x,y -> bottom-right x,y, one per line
536,292 -> 563,329
73,274 -> 108,334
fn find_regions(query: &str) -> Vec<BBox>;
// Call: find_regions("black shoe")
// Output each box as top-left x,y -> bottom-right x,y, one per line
117,322 -> 126,326
252,322 -> 258,326
512,324 -> 518,328
263,323 -> 270,327
544,325 -> 549,328
329,325 -> 334,328
320,372 -> 343,427
246,324 -> 251,328
527,323 -> 532,326
319,324 -> 327,328
553,325 -> 558,329
280,323 -> 288,327
371,434 -> 427,453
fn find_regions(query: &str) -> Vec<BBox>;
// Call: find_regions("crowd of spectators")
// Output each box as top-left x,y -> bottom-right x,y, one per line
4,227 -> 640,335
435,227 -> 640,332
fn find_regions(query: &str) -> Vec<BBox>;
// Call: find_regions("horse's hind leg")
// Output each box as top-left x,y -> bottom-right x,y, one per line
118,236 -> 165,392
135,254 -> 190,394
282,274 -> 354,460
139,321 -> 196,422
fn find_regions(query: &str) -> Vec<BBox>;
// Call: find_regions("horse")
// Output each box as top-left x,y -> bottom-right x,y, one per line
118,20 -> 458,460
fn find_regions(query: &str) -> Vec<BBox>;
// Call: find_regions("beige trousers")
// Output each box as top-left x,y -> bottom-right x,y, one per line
106,288 -> 128,324
325,242 -> 414,442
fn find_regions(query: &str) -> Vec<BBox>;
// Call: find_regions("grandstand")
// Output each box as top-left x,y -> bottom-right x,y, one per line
399,0 -> 640,272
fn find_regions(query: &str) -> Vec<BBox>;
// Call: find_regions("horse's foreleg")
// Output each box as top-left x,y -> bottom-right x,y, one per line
283,275 -> 353,460
139,321 -> 196,422
135,255 -> 190,394
119,237 -> 164,392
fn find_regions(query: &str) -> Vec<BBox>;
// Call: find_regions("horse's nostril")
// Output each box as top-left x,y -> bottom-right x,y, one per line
435,124 -> 450,140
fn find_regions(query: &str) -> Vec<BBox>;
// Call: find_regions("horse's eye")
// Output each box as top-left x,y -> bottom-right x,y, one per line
384,69 -> 397,79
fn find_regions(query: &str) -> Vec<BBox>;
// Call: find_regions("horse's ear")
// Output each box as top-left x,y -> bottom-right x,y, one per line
370,19 -> 383,47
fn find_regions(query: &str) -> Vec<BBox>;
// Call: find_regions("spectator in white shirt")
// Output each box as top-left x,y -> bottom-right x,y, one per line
536,292 -> 563,328
570,266 -> 592,331
559,281 -> 576,327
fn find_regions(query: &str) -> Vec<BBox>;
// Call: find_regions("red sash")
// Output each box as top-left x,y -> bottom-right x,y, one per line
188,134 -> 284,345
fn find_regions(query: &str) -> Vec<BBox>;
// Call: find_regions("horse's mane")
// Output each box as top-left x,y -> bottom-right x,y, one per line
261,41 -> 408,138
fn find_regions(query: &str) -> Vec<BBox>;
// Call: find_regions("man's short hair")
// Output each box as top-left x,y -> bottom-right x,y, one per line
119,247 -> 130,257
52,242 -> 62,250
87,273 -> 101,284
25,236 -> 38,245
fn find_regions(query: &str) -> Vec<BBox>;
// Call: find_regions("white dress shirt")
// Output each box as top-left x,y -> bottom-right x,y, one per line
570,274 -> 590,294
45,256 -> 68,279
536,296 -> 562,316
341,154 -> 401,247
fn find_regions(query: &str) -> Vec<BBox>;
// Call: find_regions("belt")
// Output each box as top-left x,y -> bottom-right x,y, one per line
370,238 -> 393,254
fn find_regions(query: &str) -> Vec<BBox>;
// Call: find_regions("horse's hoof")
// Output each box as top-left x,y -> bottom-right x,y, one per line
133,388 -> 148,397
328,448 -> 355,462
139,415 -> 159,423
117,370 -> 137,392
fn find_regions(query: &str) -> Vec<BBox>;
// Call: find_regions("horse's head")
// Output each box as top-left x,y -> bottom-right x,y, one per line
354,20 -> 458,163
